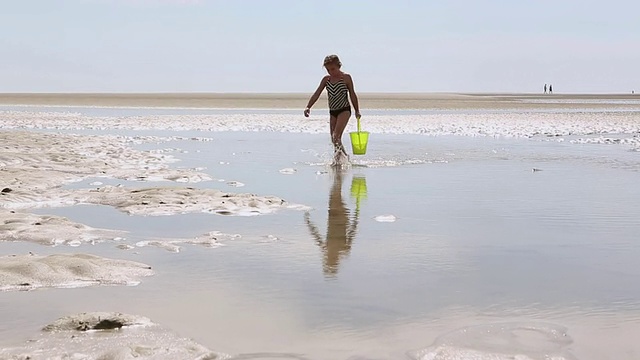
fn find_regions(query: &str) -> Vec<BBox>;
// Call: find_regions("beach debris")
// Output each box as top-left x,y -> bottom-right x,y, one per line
279,168 -> 297,174
374,214 -> 397,222
532,168 -> 543,172
227,181 -> 245,187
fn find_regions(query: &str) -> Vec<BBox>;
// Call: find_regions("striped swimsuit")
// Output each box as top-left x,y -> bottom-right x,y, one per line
326,78 -> 351,117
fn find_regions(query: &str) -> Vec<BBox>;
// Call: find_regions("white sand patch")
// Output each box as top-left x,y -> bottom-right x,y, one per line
2,110 -> 640,141
78,185 -> 307,216
0,253 -> 154,291
135,231 -> 239,252
0,209 -> 126,246
0,312 -> 228,359
135,240 -> 183,253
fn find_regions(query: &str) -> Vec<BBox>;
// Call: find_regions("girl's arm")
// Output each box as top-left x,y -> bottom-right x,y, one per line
304,76 -> 329,116
345,74 -> 361,118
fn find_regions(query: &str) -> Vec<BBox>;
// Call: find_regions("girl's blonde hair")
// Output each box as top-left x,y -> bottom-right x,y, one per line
323,54 -> 342,67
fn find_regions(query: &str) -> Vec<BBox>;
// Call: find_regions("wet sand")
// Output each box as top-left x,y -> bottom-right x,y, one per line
1,92 -> 639,110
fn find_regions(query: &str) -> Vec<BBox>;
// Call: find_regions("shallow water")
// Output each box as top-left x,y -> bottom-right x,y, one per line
1,107 -> 640,359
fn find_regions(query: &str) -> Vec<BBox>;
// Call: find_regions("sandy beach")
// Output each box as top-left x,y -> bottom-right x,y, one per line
1,92 -> 639,110
1,96 -> 640,359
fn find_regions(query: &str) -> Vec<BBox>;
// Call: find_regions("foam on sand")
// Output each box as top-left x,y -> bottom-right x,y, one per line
134,231 -> 240,252
0,312 -> 227,359
79,185 -> 305,216
0,253 -> 154,291
0,209 -> 125,246
2,110 -> 640,143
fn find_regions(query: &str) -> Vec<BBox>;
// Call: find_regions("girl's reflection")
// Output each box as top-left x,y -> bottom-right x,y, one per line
304,170 -> 361,277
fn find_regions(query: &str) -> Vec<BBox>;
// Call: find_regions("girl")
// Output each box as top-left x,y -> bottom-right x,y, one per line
304,54 -> 361,158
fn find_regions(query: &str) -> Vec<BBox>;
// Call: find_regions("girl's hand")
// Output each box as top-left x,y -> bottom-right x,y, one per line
356,112 -> 361,120
304,108 -> 310,117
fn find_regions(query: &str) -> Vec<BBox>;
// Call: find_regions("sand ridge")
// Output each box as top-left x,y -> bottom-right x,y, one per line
0,253 -> 154,291
80,185 -> 307,217
134,231 -> 241,252
0,209 -> 125,246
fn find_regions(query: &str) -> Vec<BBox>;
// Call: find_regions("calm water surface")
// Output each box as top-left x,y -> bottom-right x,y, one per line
1,110 -> 640,359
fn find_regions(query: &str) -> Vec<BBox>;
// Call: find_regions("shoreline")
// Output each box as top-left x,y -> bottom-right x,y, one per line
1,92 -> 638,110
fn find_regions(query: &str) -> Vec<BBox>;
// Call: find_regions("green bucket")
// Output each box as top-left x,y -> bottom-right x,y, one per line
349,117 -> 369,155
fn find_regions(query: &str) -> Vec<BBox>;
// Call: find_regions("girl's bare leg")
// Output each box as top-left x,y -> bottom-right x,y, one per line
330,116 -> 337,144
332,111 -> 351,155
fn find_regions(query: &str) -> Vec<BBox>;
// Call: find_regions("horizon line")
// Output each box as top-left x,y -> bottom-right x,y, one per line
0,91 -> 636,96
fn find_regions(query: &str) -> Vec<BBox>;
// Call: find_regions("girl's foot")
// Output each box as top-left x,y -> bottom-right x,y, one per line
332,145 -> 350,166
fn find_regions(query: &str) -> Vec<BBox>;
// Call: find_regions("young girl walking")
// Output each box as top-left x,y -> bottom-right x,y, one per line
304,55 -> 361,160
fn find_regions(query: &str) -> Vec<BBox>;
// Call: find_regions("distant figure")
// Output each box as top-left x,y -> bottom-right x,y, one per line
549,84 -> 553,94
633,90 -> 635,94
304,54 -> 362,160
304,169 -> 360,277
544,84 -> 547,94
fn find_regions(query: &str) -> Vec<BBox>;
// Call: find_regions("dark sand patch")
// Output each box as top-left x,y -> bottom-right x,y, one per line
0,312 -> 226,359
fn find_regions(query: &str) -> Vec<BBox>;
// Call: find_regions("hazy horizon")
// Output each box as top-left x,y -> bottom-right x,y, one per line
0,91 -> 637,95
2,0 -> 639,94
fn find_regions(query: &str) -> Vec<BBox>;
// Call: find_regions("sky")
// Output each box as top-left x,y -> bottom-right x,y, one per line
1,0 -> 639,93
